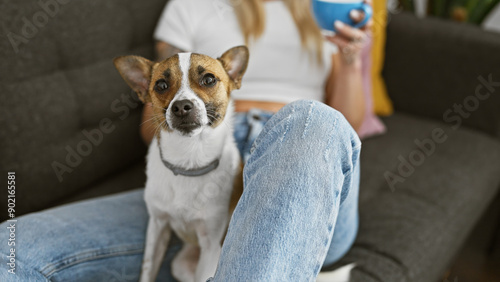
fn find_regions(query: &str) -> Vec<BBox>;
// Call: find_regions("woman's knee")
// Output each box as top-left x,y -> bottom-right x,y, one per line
258,100 -> 360,153
271,100 -> 356,138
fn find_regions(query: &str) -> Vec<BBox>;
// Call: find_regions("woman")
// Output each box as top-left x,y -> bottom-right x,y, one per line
0,0 -> 369,281
145,0 -> 368,280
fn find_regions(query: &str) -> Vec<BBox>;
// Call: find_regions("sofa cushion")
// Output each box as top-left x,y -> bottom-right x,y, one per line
383,13 -> 500,140
328,112 -> 500,281
0,0 -> 170,220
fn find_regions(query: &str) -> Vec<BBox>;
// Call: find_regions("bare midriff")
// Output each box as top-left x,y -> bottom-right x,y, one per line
234,100 -> 287,113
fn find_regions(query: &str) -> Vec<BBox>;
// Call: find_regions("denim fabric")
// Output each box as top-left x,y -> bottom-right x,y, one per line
233,108 -> 275,163
0,100 -> 360,282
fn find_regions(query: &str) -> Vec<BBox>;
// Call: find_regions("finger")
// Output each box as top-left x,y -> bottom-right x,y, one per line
321,29 -> 337,38
360,18 -> 374,32
326,36 -> 352,49
360,0 -> 373,30
350,10 -> 364,24
324,34 -> 337,45
334,21 -> 366,41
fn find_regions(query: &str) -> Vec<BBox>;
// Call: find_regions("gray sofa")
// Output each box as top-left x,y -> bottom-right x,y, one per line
1,1 -> 500,281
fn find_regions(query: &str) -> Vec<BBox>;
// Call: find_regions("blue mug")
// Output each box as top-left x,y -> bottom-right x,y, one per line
312,0 -> 373,32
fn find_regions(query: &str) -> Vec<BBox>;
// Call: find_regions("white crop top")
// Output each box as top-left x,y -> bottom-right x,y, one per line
154,0 -> 337,104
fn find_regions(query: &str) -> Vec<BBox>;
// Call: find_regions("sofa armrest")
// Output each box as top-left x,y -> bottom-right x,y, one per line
383,13 -> 500,139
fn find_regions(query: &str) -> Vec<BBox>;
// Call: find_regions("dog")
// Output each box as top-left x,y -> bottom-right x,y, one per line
114,46 -> 248,282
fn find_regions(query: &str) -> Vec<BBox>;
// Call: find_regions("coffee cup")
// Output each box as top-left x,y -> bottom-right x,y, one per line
312,0 -> 373,32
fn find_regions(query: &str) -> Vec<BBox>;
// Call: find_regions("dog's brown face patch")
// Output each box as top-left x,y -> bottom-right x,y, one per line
147,55 -> 183,132
188,53 -> 232,128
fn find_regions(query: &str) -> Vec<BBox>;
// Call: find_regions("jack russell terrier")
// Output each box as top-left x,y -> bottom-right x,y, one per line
114,46 -> 354,282
114,46 -> 247,282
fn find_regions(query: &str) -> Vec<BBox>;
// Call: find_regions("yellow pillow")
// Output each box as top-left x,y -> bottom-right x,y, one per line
370,0 -> 393,116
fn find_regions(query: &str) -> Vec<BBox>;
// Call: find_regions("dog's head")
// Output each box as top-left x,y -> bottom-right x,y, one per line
114,46 -> 249,136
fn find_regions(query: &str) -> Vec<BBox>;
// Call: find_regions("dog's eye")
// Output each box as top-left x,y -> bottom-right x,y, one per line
201,74 -> 217,87
154,80 -> 168,93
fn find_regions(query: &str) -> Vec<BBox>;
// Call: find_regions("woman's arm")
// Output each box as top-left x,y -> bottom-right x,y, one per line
324,1 -> 372,132
140,41 -> 185,145
325,53 -> 365,132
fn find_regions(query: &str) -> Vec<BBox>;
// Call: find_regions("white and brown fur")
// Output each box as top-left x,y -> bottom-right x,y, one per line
114,46 -> 248,282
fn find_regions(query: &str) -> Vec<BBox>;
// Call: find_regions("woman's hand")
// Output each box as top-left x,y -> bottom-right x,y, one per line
324,0 -> 373,65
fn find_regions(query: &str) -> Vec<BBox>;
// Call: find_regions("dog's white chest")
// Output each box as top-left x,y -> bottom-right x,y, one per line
144,135 -> 238,245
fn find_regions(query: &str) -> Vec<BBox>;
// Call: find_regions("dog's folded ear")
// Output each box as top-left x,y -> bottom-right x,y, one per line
218,46 -> 249,90
114,56 -> 154,103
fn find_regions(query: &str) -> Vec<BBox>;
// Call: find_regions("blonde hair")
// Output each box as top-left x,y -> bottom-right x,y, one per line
233,0 -> 324,63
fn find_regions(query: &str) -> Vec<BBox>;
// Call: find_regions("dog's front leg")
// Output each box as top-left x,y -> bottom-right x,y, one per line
194,222 -> 225,282
140,216 -> 171,282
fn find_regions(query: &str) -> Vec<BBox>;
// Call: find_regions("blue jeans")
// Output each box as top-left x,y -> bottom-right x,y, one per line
0,100 -> 361,281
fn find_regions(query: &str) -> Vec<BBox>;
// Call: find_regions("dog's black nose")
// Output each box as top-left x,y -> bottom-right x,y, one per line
172,100 -> 193,117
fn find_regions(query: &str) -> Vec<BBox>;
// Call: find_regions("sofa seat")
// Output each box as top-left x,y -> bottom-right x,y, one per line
55,160 -> 146,207
330,112 -> 500,282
